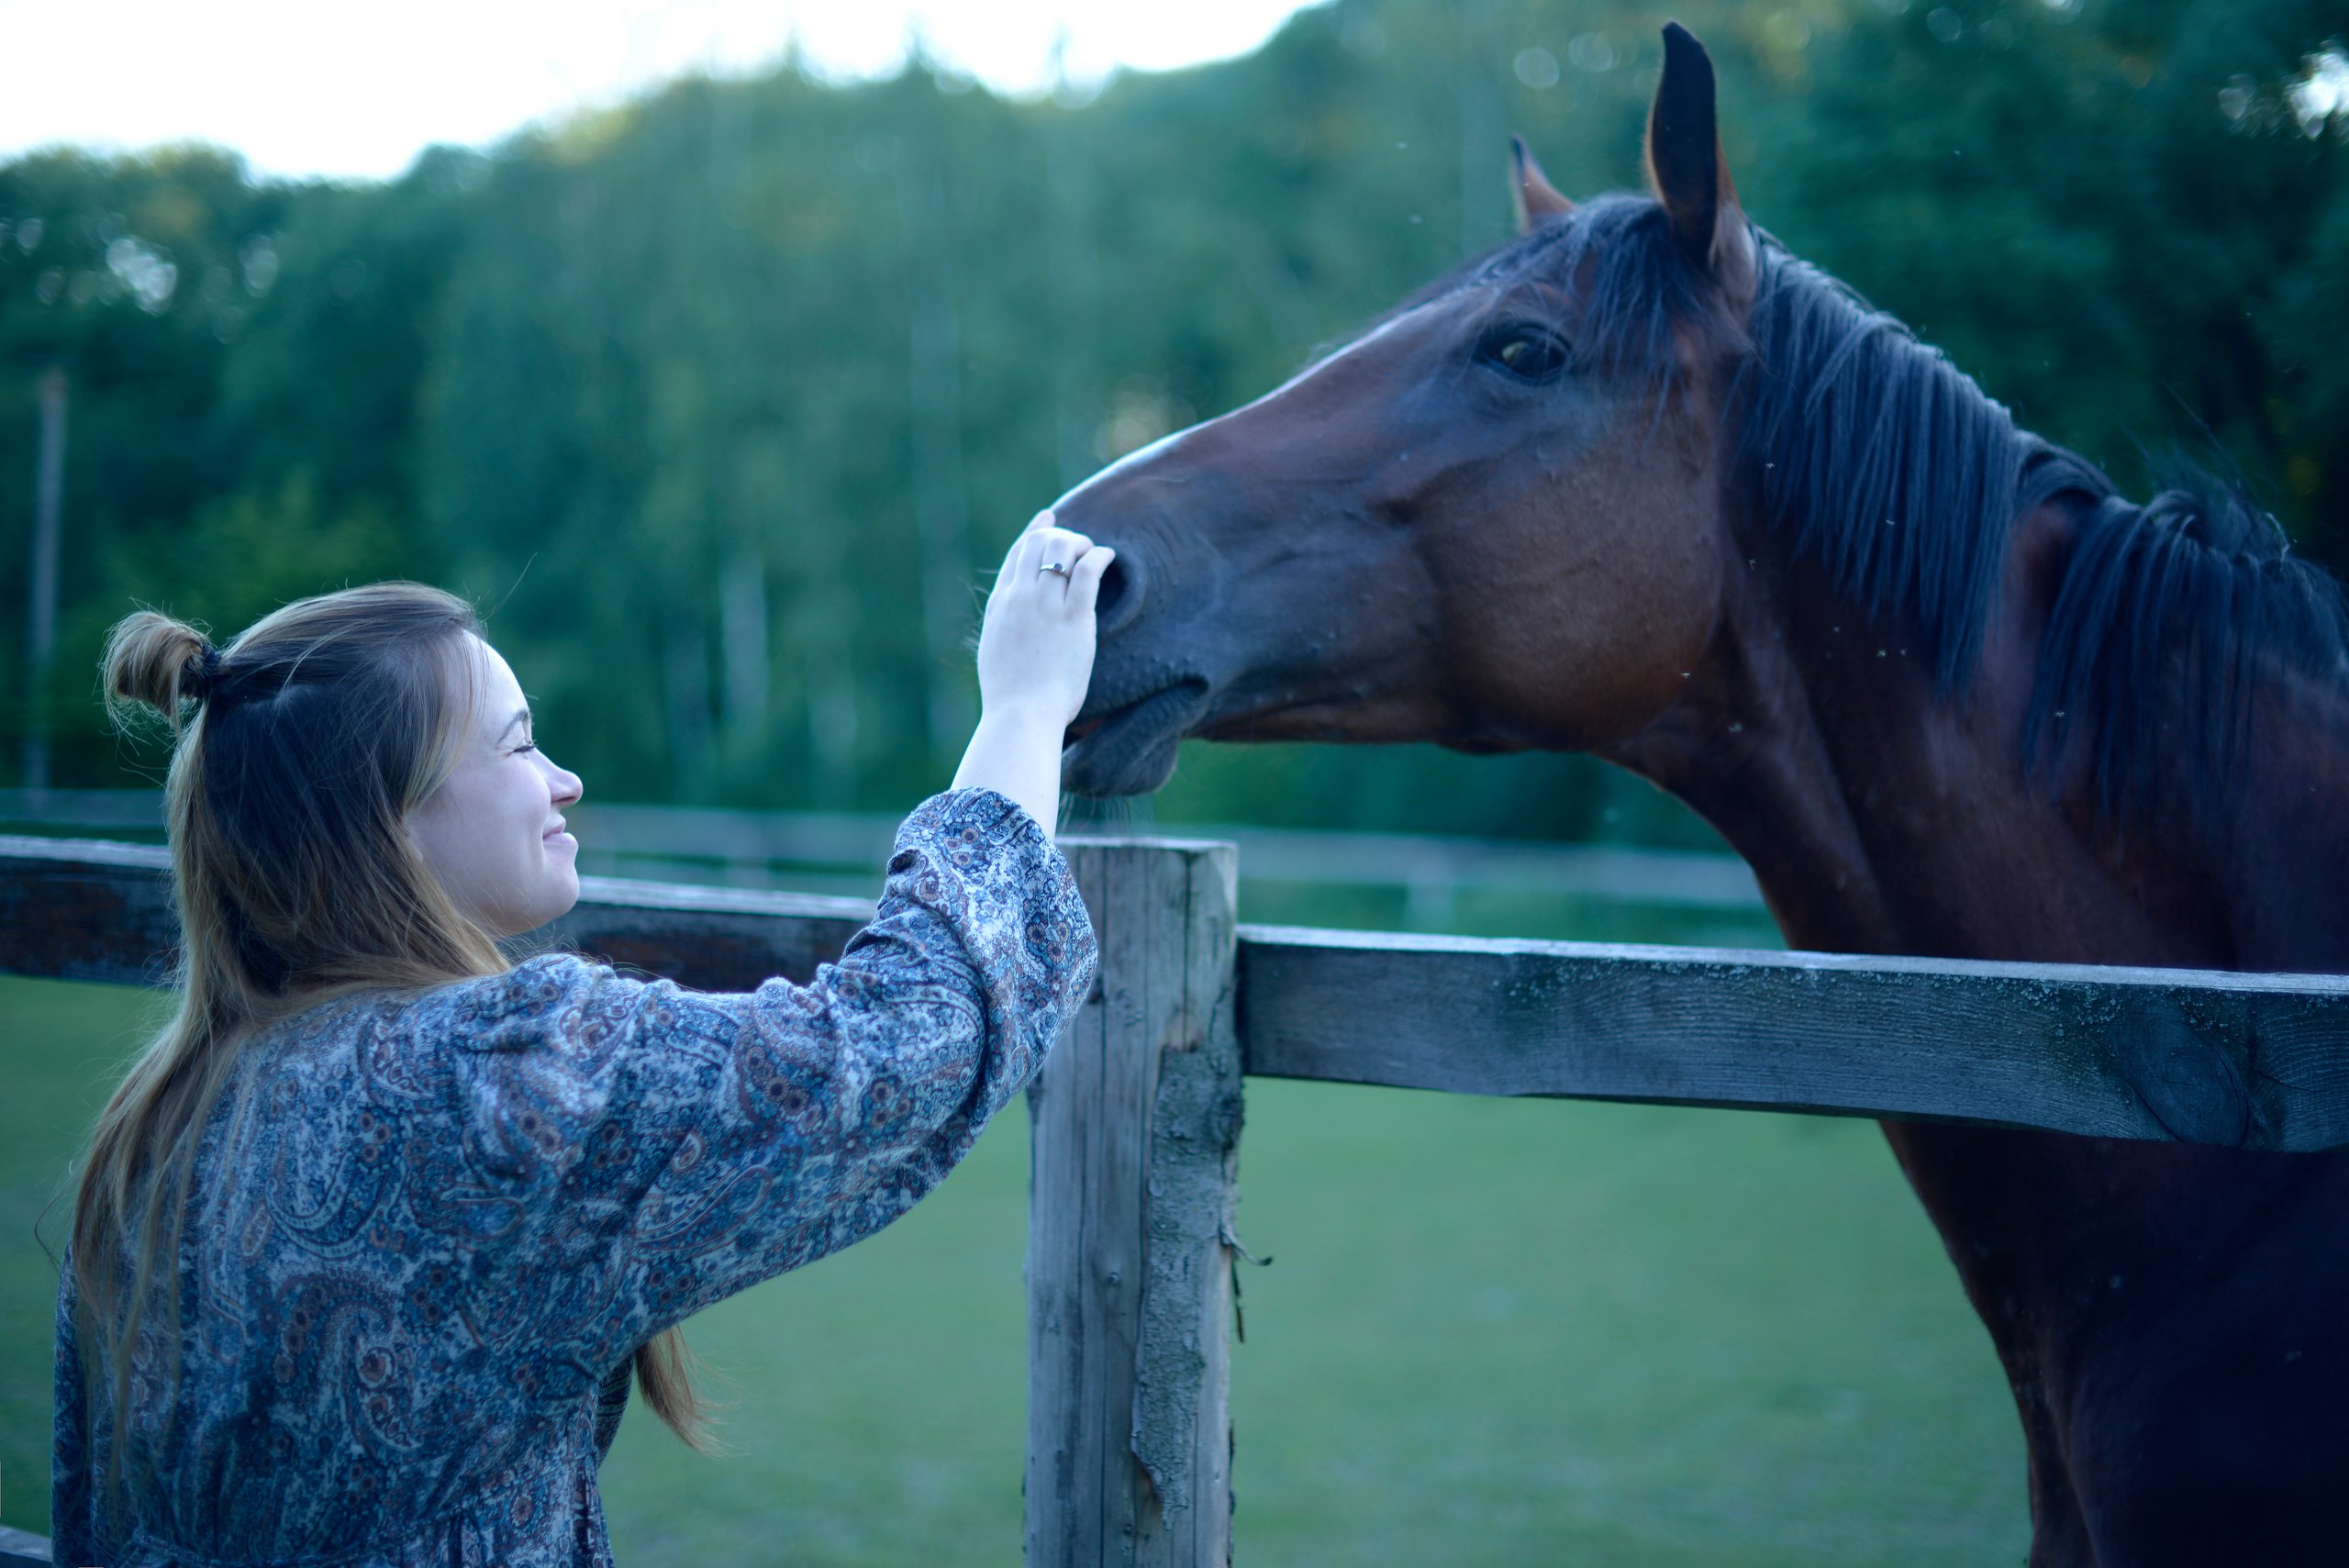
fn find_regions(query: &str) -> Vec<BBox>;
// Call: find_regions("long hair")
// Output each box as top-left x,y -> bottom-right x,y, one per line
72,584 -> 707,1509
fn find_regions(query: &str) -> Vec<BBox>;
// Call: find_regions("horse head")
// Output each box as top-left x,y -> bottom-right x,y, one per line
1056,23 -> 1755,797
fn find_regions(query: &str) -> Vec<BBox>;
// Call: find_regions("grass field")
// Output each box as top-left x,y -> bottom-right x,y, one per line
2,973 -> 2030,1565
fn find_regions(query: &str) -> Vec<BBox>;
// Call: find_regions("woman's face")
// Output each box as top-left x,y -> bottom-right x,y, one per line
406,635 -> 584,937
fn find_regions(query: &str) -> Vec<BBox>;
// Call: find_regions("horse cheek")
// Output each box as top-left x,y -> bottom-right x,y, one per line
1489,478 -> 1725,749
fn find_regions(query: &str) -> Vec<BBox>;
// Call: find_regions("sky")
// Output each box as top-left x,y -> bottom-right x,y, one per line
2,0 -> 1322,183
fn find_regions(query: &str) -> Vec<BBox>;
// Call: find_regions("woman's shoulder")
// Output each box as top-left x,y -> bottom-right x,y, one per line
408,951 -> 674,1054
225,957 -> 636,1102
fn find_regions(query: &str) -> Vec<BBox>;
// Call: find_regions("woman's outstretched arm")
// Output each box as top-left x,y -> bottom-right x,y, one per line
421,786 -> 1095,1377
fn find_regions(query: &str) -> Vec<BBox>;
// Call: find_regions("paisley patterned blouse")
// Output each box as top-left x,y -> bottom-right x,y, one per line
51,789 -> 1096,1567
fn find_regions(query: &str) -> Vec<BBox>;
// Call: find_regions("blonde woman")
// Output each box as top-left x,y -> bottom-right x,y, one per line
53,517 -> 1114,1566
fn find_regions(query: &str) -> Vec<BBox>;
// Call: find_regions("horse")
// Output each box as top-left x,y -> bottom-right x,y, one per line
1048,23 -> 2349,1566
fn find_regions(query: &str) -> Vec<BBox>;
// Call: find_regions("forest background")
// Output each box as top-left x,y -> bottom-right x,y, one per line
3,0 -> 2344,841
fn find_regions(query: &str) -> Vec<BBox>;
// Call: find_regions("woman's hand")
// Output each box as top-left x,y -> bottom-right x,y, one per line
951,511 -> 1115,835
973,511 -> 1114,727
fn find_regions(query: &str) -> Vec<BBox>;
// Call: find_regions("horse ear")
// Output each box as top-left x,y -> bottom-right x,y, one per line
1645,22 -> 1754,311
1510,134 -> 1574,230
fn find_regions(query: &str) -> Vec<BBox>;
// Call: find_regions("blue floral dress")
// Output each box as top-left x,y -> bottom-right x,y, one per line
51,790 -> 1096,1567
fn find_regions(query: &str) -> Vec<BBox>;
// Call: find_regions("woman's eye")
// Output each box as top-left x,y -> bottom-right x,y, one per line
514,740 -> 539,755
1480,324 -> 1571,382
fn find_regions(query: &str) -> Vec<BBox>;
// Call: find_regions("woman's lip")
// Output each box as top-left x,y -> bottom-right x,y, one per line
544,828 -> 575,848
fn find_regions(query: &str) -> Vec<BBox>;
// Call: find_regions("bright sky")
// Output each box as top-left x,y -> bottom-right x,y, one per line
3,0 -> 1322,183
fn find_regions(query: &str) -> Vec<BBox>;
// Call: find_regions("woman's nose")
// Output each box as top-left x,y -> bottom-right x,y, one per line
549,762 -> 584,807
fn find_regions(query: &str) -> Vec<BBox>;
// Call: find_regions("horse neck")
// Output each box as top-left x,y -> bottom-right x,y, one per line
1605,496 -> 2331,969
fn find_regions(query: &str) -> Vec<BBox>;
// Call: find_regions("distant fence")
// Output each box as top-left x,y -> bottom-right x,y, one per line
6,832 -> 2345,1566
0,788 -> 1766,917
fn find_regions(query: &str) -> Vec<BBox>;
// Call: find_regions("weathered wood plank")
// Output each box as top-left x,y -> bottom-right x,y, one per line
0,1524 -> 51,1567
1134,842 -> 1241,1567
0,834 -> 177,986
15,836 -> 2349,1151
1238,927 -> 2349,1151
537,875 -> 873,992
1028,840 -> 1239,1568
0,837 -> 874,994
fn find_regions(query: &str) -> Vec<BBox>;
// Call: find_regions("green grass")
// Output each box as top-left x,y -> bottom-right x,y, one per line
2,974 -> 2029,1565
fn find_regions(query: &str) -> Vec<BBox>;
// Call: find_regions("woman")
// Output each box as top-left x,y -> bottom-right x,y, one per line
53,516 -> 1114,1566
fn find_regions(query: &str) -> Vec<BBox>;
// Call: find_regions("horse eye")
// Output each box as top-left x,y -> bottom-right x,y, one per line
1480,324 -> 1570,382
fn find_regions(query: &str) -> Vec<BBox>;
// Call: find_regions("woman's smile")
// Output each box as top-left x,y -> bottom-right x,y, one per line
407,636 -> 585,935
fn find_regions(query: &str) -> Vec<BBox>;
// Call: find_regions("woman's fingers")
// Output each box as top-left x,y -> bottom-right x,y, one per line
1004,526 -> 1041,581
1016,527 -> 1095,592
987,512 -> 1104,619
1037,529 -> 1091,574
971,514 -> 1113,730
1067,544 -> 1115,610
1004,519 -> 1042,569
1005,522 -> 1080,573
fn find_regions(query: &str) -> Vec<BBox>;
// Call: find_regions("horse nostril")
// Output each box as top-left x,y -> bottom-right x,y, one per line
1093,550 -> 1142,635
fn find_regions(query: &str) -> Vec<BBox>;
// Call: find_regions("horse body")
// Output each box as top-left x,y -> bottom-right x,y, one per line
1637,487 -> 2349,1563
1052,24 -> 2349,1563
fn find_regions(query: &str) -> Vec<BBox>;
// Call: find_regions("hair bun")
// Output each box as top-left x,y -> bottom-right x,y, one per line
103,610 -> 218,725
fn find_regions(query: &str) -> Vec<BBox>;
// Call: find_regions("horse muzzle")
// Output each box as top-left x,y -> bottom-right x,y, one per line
1061,678 -> 1212,797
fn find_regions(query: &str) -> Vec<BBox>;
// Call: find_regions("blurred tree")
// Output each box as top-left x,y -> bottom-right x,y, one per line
0,149 -> 301,763
94,473 -> 412,646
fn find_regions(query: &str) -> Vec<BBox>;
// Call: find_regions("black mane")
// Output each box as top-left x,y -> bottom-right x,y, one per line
1447,194 -> 2349,821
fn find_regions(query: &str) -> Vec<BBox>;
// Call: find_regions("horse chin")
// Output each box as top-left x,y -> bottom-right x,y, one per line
1061,681 -> 1211,797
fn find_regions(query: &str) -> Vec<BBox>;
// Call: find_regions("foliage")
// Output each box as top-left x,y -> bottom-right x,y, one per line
1,0 -> 2341,835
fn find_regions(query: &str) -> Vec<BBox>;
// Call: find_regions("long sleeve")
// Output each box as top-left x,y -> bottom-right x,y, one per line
427,786 -> 1096,1378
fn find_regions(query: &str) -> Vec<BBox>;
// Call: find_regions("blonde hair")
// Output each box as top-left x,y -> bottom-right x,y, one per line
72,584 -> 706,1509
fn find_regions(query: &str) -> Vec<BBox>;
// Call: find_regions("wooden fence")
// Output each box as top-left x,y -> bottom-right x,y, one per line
0,787 -> 1769,917
6,831 -> 2348,1566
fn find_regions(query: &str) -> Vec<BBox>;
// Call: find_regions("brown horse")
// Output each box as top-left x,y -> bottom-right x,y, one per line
1051,23 -> 2349,1567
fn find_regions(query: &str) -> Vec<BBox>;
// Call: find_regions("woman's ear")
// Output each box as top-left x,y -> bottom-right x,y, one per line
1645,22 -> 1755,317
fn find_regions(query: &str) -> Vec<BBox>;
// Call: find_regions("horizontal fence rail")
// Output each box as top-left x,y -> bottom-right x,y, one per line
0,835 -> 874,995
1240,927 -> 2349,1152
9,834 -> 2343,1151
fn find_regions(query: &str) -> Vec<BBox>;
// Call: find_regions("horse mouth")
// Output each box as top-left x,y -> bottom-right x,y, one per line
1062,680 -> 1212,797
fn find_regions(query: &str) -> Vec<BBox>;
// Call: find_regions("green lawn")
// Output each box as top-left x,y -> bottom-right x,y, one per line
3,974 -> 2028,1565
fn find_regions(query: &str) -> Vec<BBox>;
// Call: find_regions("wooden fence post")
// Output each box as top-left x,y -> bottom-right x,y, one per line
1028,839 -> 1241,1568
